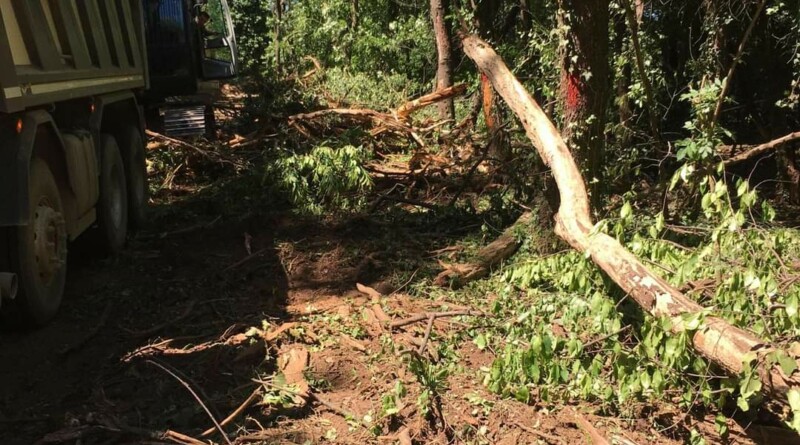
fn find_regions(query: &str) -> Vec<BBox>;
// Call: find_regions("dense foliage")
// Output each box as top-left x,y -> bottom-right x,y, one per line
227,0 -> 800,441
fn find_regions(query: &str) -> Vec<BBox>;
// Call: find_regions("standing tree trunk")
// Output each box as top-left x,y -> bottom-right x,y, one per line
274,0 -> 282,72
351,0 -> 359,32
430,0 -> 455,121
621,0 -> 660,141
519,0 -> 532,32
557,0 -> 610,207
613,13 -> 632,143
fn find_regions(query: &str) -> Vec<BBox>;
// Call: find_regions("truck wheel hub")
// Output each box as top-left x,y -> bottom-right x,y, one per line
32,203 -> 66,283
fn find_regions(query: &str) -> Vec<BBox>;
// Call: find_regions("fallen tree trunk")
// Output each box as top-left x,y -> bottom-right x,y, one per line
461,34 -> 799,399
396,84 -> 467,121
722,131 -> 800,167
435,212 -> 531,288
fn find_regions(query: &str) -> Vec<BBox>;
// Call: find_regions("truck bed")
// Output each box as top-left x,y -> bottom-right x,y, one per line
0,0 -> 147,114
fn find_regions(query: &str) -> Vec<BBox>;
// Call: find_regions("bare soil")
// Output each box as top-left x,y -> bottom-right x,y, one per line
1,138 -> 796,445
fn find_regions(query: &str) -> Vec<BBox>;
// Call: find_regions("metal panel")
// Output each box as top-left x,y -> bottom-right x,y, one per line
40,0 -> 64,55
75,0 -> 112,68
0,0 -> 150,114
96,0 -> 129,68
50,0 -> 92,69
16,75 -> 145,110
0,1 -> 21,113
15,65 -> 143,84
117,0 -> 142,68
0,0 -> 31,65
131,0 -> 149,88
12,0 -> 63,70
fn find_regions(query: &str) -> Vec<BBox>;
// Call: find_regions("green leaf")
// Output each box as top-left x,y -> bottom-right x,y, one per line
715,413 -> 728,437
515,386 -> 530,403
682,312 -> 704,331
640,370 -> 651,390
620,202 -> 633,220
737,180 -> 748,197
736,395 -> 750,411
777,353 -> 798,376
652,369 -> 664,393
701,192 -> 712,210
474,334 -> 488,350
788,389 -> 800,412
739,370 -> 762,400
787,295 -> 799,317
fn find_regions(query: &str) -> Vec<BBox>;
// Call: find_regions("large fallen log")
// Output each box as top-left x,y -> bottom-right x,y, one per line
461,34 -> 799,399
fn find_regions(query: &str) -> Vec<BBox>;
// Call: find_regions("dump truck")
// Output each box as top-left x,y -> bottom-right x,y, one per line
0,0 -> 238,326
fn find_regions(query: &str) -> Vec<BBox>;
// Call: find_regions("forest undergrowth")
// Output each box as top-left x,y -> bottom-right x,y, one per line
141,66 -> 798,444
127,1 -> 800,443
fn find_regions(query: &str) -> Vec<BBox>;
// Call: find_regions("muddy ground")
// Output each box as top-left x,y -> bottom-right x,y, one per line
1,138 -> 798,445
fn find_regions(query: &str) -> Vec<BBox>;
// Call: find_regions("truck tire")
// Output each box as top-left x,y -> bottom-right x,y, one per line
92,134 -> 129,254
1,158 -> 68,327
118,125 -> 148,229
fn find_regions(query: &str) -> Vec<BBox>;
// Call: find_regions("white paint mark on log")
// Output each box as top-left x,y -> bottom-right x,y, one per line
654,293 -> 674,315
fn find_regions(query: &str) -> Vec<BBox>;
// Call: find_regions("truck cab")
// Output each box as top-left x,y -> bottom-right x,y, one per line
144,0 -> 239,135
145,0 -> 238,97
0,0 -> 238,327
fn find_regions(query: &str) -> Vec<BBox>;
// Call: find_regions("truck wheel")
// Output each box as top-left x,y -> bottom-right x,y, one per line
1,158 -> 67,327
92,134 -> 129,254
118,125 -> 148,229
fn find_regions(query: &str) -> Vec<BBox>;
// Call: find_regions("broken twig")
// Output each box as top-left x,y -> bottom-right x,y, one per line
201,386 -> 262,437
146,360 -> 232,445
391,310 -> 481,329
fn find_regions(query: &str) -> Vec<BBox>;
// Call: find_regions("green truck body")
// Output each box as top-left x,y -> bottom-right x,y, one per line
0,0 -> 238,326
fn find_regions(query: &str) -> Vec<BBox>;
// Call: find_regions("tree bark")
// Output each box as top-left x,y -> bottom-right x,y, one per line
779,146 -> 800,203
396,84 -> 467,121
435,213 -> 532,288
461,33 -> 800,400
430,0 -> 455,121
621,0 -> 660,140
350,0 -> 359,32
557,0 -> 610,205
721,131 -> 800,167
274,0 -> 282,72
519,0 -> 532,32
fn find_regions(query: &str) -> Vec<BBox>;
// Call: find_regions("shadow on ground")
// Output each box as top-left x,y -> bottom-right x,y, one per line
0,169 -> 487,444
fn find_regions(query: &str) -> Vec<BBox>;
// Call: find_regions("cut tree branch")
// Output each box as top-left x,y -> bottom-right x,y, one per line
390,310 -> 482,329
722,131 -> 800,167
396,84 -> 467,120
461,33 -> 799,400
